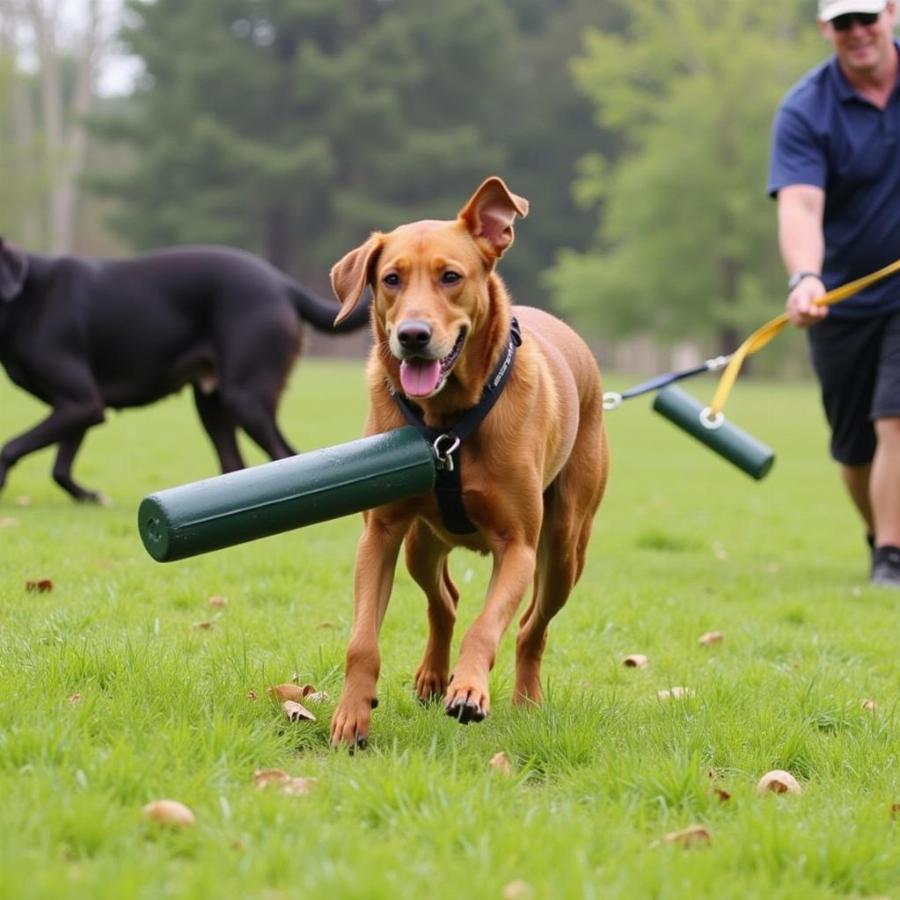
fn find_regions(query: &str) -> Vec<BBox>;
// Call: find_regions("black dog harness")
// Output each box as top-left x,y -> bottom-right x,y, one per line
391,319 -> 522,534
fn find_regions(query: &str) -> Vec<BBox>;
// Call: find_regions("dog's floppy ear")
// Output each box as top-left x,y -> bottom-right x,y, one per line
458,176 -> 529,260
0,238 -> 28,302
331,233 -> 384,326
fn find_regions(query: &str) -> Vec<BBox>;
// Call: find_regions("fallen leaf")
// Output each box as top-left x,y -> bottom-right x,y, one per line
68,693 -> 82,705
267,683 -> 305,703
861,698 -> 878,712
0,517 -> 19,528
663,824 -> 711,847
623,654 -> 649,668
489,751 -> 512,777
142,799 -> 195,827
15,495 -> 32,507
208,595 -> 228,608
192,620 -> 215,630
891,803 -> 900,819
316,622 -> 335,629
657,686 -> 693,701
502,880 -> 533,900
281,777 -> 317,796
756,770 -> 802,795
282,700 -> 316,723
698,631 -> 724,646
252,769 -> 291,789
252,769 -> 316,796
712,787 -> 731,802
247,690 -> 258,701
25,578 -> 53,593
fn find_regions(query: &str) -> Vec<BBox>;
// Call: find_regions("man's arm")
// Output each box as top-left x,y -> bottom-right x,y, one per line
777,183 -> 828,327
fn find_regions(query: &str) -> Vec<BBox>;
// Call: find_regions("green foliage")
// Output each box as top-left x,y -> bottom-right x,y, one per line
86,0 -> 627,306
547,0 -> 824,348
93,0 -> 517,279
1,361 -> 899,897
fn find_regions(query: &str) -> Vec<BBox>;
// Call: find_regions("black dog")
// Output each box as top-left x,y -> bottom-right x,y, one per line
0,240 -> 369,502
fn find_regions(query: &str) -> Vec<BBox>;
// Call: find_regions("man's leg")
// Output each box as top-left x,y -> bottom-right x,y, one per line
871,417 -> 900,546
840,462 -> 873,536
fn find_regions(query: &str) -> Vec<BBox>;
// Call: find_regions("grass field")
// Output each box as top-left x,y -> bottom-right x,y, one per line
0,359 -> 897,900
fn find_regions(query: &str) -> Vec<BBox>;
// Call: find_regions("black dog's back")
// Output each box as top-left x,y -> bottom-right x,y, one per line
0,241 -> 369,501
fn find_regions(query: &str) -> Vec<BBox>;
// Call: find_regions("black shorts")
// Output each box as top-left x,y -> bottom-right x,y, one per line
808,310 -> 900,465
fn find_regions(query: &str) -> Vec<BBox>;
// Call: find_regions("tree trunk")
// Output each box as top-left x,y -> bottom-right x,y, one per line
29,0 -> 99,253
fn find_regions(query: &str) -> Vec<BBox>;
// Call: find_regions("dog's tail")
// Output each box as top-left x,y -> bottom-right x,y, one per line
284,277 -> 371,333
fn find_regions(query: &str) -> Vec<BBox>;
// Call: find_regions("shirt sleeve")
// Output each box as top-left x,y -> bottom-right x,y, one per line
767,104 -> 826,198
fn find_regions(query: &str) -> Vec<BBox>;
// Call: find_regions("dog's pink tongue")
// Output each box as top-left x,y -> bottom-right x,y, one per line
400,359 -> 441,397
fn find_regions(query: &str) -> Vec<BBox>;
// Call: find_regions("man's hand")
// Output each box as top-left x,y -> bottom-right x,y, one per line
786,275 -> 828,327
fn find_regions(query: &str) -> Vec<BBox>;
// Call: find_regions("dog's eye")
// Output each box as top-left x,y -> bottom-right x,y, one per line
382,273 -> 401,288
441,271 -> 461,285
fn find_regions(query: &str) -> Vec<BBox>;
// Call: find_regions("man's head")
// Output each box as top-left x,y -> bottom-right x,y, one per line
817,0 -> 895,79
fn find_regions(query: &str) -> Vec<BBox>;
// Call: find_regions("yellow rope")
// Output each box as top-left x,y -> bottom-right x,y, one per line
708,258 -> 900,418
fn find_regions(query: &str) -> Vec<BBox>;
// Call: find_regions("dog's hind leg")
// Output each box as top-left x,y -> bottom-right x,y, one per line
514,425 -> 608,705
405,521 -> 458,703
220,383 -> 296,462
52,429 -> 107,503
513,502 -> 589,705
193,385 -> 246,472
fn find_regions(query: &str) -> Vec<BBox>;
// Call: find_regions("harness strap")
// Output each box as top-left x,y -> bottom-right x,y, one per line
391,318 -> 522,534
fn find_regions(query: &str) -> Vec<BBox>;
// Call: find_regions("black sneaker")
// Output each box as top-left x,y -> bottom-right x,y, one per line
870,544 -> 900,588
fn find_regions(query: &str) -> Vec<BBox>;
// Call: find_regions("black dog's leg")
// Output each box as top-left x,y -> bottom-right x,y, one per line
221,386 -> 296,462
0,401 -> 104,501
192,385 -> 245,473
52,429 -> 106,503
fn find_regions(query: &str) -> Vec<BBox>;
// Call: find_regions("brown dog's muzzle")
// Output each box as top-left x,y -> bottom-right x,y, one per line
396,319 -> 433,356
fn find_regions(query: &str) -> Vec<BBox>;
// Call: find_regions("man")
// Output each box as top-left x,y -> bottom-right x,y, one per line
768,0 -> 900,587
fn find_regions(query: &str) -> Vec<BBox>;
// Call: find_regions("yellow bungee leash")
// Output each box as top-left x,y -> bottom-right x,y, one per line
706,257 -> 900,422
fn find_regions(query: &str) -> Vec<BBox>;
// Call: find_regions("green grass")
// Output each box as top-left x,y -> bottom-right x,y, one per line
1,360 -> 898,899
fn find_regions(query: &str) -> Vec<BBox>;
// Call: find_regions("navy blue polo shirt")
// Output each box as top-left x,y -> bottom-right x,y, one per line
768,40 -> 900,318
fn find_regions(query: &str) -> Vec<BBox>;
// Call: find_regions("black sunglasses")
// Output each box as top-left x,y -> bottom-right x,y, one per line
831,11 -> 880,30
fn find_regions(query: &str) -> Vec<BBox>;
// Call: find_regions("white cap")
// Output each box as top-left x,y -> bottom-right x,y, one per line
818,0 -> 887,21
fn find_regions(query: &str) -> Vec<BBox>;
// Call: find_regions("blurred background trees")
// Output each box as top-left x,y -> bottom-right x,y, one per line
0,0 -> 825,360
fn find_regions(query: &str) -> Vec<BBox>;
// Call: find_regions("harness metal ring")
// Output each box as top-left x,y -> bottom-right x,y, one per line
432,434 -> 460,472
602,391 -> 623,411
699,407 -> 725,430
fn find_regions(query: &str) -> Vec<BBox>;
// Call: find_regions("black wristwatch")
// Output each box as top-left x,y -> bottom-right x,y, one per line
787,271 -> 823,290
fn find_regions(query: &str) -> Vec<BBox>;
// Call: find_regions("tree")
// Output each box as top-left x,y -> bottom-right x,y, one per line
546,0 -> 822,352
494,0 -> 627,307
92,0 -> 519,286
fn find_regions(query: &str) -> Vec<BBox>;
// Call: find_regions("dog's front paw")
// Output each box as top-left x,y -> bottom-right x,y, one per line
329,696 -> 377,750
445,680 -> 489,724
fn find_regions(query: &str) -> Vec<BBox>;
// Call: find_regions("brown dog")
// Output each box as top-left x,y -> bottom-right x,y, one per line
328,177 -> 609,748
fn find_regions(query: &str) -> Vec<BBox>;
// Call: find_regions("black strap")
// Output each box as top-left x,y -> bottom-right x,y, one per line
391,318 -> 522,534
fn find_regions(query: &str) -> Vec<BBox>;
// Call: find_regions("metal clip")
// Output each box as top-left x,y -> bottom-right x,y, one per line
602,391 -> 623,411
432,434 -> 460,471
699,407 -> 725,430
704,355 -> 732,372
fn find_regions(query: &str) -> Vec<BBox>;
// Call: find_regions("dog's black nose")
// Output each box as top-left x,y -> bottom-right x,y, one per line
397,319 -> 432,350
